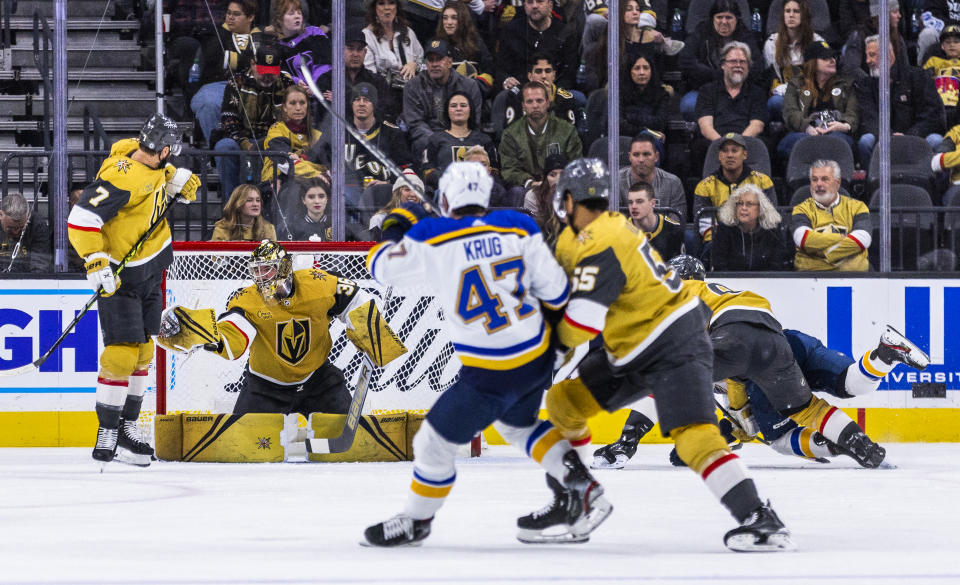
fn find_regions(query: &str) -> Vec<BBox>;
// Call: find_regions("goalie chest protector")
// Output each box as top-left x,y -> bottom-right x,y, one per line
223,268 -> 351,384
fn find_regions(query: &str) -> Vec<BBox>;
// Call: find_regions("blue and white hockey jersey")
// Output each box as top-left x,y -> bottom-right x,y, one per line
367,210 -> 570,370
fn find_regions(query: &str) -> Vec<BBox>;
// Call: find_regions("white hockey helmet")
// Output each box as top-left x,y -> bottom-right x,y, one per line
437,161 -> 493,217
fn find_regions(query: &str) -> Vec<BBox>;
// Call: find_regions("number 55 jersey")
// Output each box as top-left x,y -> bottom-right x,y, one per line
367,210 -> 570,371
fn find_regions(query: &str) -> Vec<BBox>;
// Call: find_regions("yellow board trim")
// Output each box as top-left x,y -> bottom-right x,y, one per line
410,479 -> 453,499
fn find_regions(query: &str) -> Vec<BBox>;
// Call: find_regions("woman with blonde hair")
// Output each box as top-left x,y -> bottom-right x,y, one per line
368,169 -> 427,241
211,184 -> 278,241
711,183 -> 793,271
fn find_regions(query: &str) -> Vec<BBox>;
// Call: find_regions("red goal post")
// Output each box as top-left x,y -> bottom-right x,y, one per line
147,241 -> 461,429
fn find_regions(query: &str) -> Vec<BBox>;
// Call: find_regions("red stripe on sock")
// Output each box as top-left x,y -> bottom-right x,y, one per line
702,453 -> 738,480
97,377 -> 129,387
818,406 -> 839,435
571,436 -> 592,448
131,369 -> 149,377
857,408 -> 866,430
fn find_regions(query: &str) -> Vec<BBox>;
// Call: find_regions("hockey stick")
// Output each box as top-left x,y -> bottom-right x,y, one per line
297,59 -> 428,201
305,287 -> 395,454
0,195 -> 179,377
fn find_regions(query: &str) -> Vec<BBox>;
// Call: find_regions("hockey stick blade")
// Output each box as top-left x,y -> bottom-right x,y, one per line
305,356 -> 375,454
298,60 -> 428,202
0,361 -> 41,377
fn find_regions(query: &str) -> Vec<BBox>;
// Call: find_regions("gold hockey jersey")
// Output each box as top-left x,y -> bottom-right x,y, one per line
216,268 -> 361,385
683,280 -> 782,333
554,212 -> 702,367
791,195 -> 871,272
66,138 -> 173,282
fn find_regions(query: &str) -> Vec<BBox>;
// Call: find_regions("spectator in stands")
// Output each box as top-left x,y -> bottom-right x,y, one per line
712,183 -> 794,271
425,91 -> 497,188
496,0 -> 580,92
855,35 -> 945,169
792,159 -> 870,271
839,0 -> 907,80
503,53 -> 581,131
834,0 -> 871,42
693,132 -> 776,243
211,184 -> 278,241
618,51 -> 670,144
433,1 -> 495,97
617,133 -> 687,225
778,41 -> 858,165
522,153 -> 566,248
191,0 -> 261,147
369,169 -> 425,241
343,82 -> 412,217
692,41 -> 769,172
625,181 -> 685,260
401,0 -> 485,45
500,82 -> 584,203
362,0 -> 424,100
285,177 -> 331,241
462,145 -> 511,207
930,120 -> 960,205
266,0 -> 331,81
917,0 -> 960,66
0,192 -> 51,273
403,39 -> 482,157
678,0 -> 763,116
922,25 -> 960,131
764,0 -> 822,120
261,85 -> 326,190
214,41 -> 292,202
333,26 -> 398,124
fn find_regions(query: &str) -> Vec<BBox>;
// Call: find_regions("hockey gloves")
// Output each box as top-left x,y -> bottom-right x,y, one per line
84,252 -> 120,296
164,164 -> 201,202
157,305 -> 221,353
381,202 -> 428,242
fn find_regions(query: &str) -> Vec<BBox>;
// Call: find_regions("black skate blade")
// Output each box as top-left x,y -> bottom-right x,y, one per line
517,527 -> 590,544
725,531 -> 796,552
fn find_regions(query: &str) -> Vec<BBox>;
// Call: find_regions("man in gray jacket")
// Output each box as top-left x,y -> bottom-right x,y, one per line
617,134 -> 688,226
402,39 -> 482,157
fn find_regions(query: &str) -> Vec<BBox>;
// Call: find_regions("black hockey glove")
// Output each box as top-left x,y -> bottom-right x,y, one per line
381,202 -> 429,242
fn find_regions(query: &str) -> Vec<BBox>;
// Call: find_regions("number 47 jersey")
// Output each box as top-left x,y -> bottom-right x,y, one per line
367,210 -> 570,370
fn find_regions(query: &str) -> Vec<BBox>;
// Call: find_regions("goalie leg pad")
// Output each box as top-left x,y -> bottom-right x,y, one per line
404,421 -> 458,521
344,300 -> 407,366
545,378 -> 603,443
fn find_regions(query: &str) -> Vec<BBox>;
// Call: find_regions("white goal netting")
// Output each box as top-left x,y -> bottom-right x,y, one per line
141,242 -> 460,436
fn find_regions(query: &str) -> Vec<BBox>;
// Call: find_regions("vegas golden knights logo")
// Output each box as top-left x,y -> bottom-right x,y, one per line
276,318 -> 310,365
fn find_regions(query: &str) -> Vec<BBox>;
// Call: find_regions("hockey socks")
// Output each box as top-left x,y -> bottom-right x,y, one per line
122,369 -> 149,421
769,428 -> 835,462
403,422 -> 458,522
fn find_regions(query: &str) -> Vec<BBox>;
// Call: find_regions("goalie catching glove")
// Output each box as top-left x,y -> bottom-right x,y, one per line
344,300 -> 407,366
164,164 -> 201,202
156,305 -> 221,353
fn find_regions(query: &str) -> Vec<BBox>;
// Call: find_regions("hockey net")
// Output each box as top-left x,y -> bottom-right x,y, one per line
141,241 -> 460,440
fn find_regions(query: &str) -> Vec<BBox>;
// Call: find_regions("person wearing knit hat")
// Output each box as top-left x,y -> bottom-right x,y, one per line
368,169 -> 426,240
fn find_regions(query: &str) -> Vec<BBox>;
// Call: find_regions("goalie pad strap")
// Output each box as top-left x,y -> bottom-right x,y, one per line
344,300 -> 407,367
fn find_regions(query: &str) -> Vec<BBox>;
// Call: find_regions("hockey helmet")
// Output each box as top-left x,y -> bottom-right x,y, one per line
555,158 -> 610,205
667,254 -> 706,281
139,112 -> 183,156
249,239 -> 293,303
437,161 -> 492,217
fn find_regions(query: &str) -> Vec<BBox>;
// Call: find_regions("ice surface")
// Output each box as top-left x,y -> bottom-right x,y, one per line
1,443 -> 959,585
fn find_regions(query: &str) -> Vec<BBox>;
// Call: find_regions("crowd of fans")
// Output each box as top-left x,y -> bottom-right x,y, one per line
5,0 -> 960,275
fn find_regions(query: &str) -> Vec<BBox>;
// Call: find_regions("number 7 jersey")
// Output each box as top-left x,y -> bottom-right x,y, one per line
554,212 -> 702,367
367,210 -> 570,370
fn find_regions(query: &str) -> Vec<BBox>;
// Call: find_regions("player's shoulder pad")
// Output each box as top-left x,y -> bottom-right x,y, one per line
482,209 -> 541,236
577,212 -> 635,254
109,137 -> 140,159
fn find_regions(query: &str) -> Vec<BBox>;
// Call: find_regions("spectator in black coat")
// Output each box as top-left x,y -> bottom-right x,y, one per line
711,184 -> 794,271
496,0 -> 581,92
619,51 -> 671,140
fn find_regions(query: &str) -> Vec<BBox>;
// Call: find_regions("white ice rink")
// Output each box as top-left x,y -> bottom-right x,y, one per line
2,443 -> 959,585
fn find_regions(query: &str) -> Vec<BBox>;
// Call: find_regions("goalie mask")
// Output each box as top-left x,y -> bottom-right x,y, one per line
249,239 -> 293,303
437,161 -> 492,217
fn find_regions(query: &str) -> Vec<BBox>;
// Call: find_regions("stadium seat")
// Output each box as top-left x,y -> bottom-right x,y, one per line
702,135 -> 772,178
868,185 -> 937,271
788,184 -> 852,207
786,134 -> 855,193
685,0 -> 751,35
588,136 -> 633,169
867,135 -> 936,200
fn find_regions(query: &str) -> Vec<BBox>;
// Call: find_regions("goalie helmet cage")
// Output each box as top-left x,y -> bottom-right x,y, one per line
145,241 -> 462,439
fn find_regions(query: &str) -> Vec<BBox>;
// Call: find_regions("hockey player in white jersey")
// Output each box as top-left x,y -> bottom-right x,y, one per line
363,161 -> 612,546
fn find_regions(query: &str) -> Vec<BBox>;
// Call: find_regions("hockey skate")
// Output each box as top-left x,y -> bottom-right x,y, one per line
724,501 -> 795,552
835,424 -> 886,468
591,424 -> 639,469
518,452 -> 613,544
92,425 -> 118,469
362,515 -> 432,547
115,419 -> 154,467
875,325 -> 930,370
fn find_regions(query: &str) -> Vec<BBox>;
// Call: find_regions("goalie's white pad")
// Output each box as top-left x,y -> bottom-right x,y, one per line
157,305 -> 220,353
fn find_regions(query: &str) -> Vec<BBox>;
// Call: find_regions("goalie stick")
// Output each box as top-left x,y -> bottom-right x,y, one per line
0,194 -> 180,377
305,287 -> 395,454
